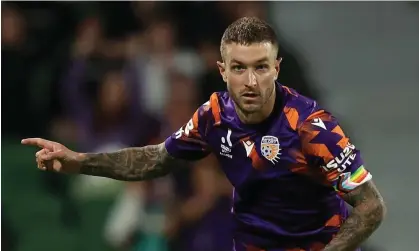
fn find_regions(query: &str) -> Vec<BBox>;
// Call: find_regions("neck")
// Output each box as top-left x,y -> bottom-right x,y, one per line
236,84 -> 276,124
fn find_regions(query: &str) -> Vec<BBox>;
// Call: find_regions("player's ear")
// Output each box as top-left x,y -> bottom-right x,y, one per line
217,61 -> 227,83
274,57 -> 282,80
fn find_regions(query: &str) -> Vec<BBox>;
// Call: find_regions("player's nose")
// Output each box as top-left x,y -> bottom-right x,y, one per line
245,71 -> 258,87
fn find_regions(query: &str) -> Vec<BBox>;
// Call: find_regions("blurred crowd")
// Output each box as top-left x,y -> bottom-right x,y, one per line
1,2 -> 359,251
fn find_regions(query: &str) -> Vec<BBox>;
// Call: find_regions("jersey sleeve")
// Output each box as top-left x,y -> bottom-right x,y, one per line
164,102 -> 212,161
299,110 -> 372,196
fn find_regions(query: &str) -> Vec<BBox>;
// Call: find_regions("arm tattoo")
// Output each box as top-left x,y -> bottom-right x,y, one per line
79,143 -> 182,181
324,180 -> 386,251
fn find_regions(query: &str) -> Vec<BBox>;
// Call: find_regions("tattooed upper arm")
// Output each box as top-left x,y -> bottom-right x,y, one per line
341,180 -> 386,233
80,142 -> 186,181
342,180 -> 385,209
324,180 -> 386,251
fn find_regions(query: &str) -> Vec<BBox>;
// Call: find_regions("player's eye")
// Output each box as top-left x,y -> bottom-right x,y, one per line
232,65 -> 245,72
256,64 -> 269,71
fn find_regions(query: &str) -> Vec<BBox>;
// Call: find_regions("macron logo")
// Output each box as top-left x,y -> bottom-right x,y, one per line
312,117 -> 326,130
242,140 -> 255,157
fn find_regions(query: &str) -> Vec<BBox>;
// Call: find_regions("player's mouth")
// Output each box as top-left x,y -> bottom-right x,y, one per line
242,92 -> 259,100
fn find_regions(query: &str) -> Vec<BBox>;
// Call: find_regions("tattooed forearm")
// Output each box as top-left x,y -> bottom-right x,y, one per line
79,143 -> 182,181
324,181 -> 386,251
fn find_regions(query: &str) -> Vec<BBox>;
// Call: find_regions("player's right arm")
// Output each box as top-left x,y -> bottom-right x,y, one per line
79,143 -> 179,181
20,139 -> 181,181
21,101 -> 213,181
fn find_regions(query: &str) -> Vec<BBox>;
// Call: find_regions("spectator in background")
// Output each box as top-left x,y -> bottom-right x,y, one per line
58,16 -> 160,152
126,7 -> 204,118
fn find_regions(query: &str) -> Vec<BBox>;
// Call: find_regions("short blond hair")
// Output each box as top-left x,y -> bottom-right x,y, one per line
220,17 -> 279,60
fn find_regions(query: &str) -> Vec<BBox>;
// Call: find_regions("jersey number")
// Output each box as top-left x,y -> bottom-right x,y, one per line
175,119 -> 194,139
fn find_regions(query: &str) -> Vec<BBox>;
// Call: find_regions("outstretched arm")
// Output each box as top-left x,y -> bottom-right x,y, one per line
79,143 -> 184,181
22,137 -> 184,182
23,101 -> 213,182
323,180 -> 386,251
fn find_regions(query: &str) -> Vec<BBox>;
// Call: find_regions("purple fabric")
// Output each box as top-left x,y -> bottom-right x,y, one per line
164,82 -> 370,249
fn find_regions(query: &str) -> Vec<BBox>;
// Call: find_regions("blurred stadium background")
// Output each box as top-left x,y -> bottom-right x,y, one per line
2,2 -> 418,251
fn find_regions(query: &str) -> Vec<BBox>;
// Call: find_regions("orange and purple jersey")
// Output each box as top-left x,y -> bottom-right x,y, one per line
165,82 -> 370,250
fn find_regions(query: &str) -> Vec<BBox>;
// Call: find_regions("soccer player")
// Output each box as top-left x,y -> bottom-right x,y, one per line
22,17 -> 385,251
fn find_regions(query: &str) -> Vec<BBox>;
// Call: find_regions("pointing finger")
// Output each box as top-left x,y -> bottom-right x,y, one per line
22,138 -> 54,149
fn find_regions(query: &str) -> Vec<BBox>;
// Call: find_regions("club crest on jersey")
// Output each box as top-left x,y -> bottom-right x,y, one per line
261,136 -> 281,164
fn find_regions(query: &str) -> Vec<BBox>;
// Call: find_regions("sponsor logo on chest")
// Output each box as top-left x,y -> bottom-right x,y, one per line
220,128 -> 233,159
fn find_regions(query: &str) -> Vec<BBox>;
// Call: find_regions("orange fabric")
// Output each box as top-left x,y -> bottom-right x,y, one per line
210,93 -> 221,125
284,106 -> 299,130
325,214 -> 342,227
332,125 -> 348,149
189,109 -> 202,139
